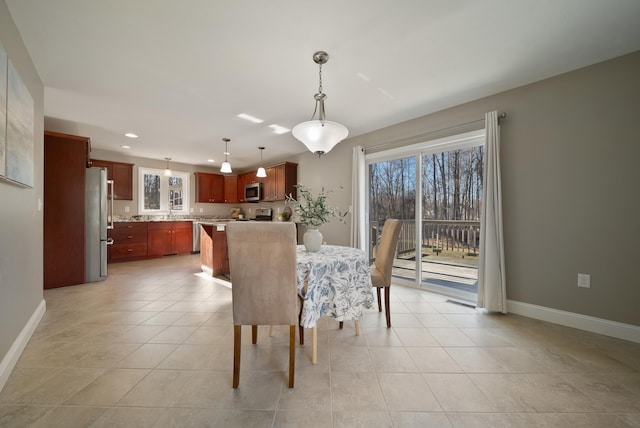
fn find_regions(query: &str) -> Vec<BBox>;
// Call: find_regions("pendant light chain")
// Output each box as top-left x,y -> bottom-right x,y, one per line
318,62 -> 323,95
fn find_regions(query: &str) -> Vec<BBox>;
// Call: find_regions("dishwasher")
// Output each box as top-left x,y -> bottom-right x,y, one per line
192,222 -> 203,253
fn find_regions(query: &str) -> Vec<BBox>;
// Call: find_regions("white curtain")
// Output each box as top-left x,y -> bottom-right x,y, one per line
350,145 -> 366,249
477,111 -> 507,313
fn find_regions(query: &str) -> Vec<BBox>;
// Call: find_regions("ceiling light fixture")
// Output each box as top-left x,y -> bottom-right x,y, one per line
220,138 -> 232,173
163,157 -> 172,177
256,146 -> 267,178
237,113 -> 264,123
269,124 -> 290,135
124,133 -> 138,138
292,51 -> 348,157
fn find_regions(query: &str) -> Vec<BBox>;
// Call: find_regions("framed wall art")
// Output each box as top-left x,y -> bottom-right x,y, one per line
0,42 -> 7,179
5,59 -> 34,187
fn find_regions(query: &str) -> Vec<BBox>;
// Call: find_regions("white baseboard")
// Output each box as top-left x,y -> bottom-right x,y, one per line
508,299 -> 640,344
0,299 -> 46,392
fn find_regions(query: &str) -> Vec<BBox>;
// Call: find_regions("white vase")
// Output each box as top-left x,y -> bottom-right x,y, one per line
303,227 -> 323,252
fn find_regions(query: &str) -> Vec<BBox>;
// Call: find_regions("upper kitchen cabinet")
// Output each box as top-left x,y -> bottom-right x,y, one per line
195,172 -> 224,203
261,162 -> 297,201
44,131 -> 91,289
223,175 -> 238,203
91,158 -> 134,200
237,171 -> 258,203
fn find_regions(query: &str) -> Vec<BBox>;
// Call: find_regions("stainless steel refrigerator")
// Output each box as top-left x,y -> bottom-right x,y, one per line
85,167 -> 113,282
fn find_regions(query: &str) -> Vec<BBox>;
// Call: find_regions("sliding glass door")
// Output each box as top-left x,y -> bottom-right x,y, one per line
366,130 -> 484,301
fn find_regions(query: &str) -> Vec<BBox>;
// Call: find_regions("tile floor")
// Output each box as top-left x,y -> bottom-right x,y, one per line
1,254 -> 639,427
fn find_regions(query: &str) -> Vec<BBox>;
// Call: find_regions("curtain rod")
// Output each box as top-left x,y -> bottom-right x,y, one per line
365,112 -> 507,152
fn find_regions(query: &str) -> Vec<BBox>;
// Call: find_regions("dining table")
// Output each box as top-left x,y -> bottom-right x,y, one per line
296,244 -> 375,364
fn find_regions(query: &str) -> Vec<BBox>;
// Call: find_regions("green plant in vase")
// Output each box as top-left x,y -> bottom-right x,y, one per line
285,184 -> 347,251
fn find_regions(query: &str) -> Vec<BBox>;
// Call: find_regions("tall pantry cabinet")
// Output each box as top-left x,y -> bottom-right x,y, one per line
43,131 -> 91,289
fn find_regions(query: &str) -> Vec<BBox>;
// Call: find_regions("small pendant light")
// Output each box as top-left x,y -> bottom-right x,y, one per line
163,157 -> 172,176
256,146 -> 267,178
220,138 -> 232,173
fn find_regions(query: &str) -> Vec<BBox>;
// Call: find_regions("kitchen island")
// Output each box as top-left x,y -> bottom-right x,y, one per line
199,222 -> 230,277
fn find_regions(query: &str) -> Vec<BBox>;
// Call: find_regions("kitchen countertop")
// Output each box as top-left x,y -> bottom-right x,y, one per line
113,216 -> 237,223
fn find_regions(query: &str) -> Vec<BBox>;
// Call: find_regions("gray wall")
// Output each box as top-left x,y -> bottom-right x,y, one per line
297,51 -> 640,327
0,1 -> 45,362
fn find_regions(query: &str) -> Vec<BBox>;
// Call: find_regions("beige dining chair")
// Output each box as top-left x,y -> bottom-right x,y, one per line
371,219 -> 402,328
226,222 -> 299,388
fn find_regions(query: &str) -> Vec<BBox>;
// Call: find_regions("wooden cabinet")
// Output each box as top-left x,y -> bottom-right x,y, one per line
43,131 -> 91,289
261,162 -> 298,201
147,221 -> 193,256
237,171 -> 258,203
224,175 -> 238,203
108,222 -> 148,261
195,172 -> 224,203
91,158 -> 134,200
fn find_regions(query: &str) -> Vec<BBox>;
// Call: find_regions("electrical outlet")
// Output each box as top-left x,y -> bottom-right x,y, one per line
199,208 -> 203,213
577,273 -> 590,288
124,206 -> 130,213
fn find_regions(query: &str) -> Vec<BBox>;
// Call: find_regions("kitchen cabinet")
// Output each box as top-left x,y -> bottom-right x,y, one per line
90,159 -> 134,200
261,162 -> 297,201
195,172 -> 224,203
223,175 -> 238,203
108,222 -> 148,261
147,221 -> 193,256
237,171 -> 258,203
44,131 -> 91,289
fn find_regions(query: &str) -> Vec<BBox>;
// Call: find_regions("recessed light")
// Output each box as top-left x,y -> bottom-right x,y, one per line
207,159 -> 215,163
124,133 -> 138,138
120,145 -> 131,149
269,124 -> 290,135
237,113 -> 264,124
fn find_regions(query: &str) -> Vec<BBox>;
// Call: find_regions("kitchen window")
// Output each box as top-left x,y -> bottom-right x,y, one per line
138,167 -> 190,216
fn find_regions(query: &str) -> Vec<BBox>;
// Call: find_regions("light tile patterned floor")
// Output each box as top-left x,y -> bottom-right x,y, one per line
1,254 -> 639,427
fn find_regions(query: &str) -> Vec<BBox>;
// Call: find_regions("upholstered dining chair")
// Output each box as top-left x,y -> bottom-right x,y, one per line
226,222 -> 298,388
371,219 -> 402,328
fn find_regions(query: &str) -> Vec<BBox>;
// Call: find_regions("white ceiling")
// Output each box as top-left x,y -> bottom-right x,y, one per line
6,0 -> 640,170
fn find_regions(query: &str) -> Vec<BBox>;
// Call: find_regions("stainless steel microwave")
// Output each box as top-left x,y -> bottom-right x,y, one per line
244,182 -> 262,202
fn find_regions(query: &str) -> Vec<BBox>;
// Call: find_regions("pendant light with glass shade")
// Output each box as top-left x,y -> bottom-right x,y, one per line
163,157 -> 172,176
292,51 -> 348,157
256,146 -> 267,178
220,138 -> 232,173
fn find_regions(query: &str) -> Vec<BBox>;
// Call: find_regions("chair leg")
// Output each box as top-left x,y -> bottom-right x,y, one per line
384,287 -> 391,328
354,320 -> 360,336
233,325 -> 241,388
298,309 -> 304,345
311,326 -> 318,365
251,325 -> 258,344
288,325 -> 295,388
377,287 -> 382,312
339,321 -> 343,329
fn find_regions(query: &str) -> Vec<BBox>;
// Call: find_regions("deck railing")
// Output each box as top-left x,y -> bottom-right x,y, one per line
370,219 -> 480,257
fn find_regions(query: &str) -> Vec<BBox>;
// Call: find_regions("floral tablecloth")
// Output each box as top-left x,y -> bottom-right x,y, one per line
296,245 -> 374,328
